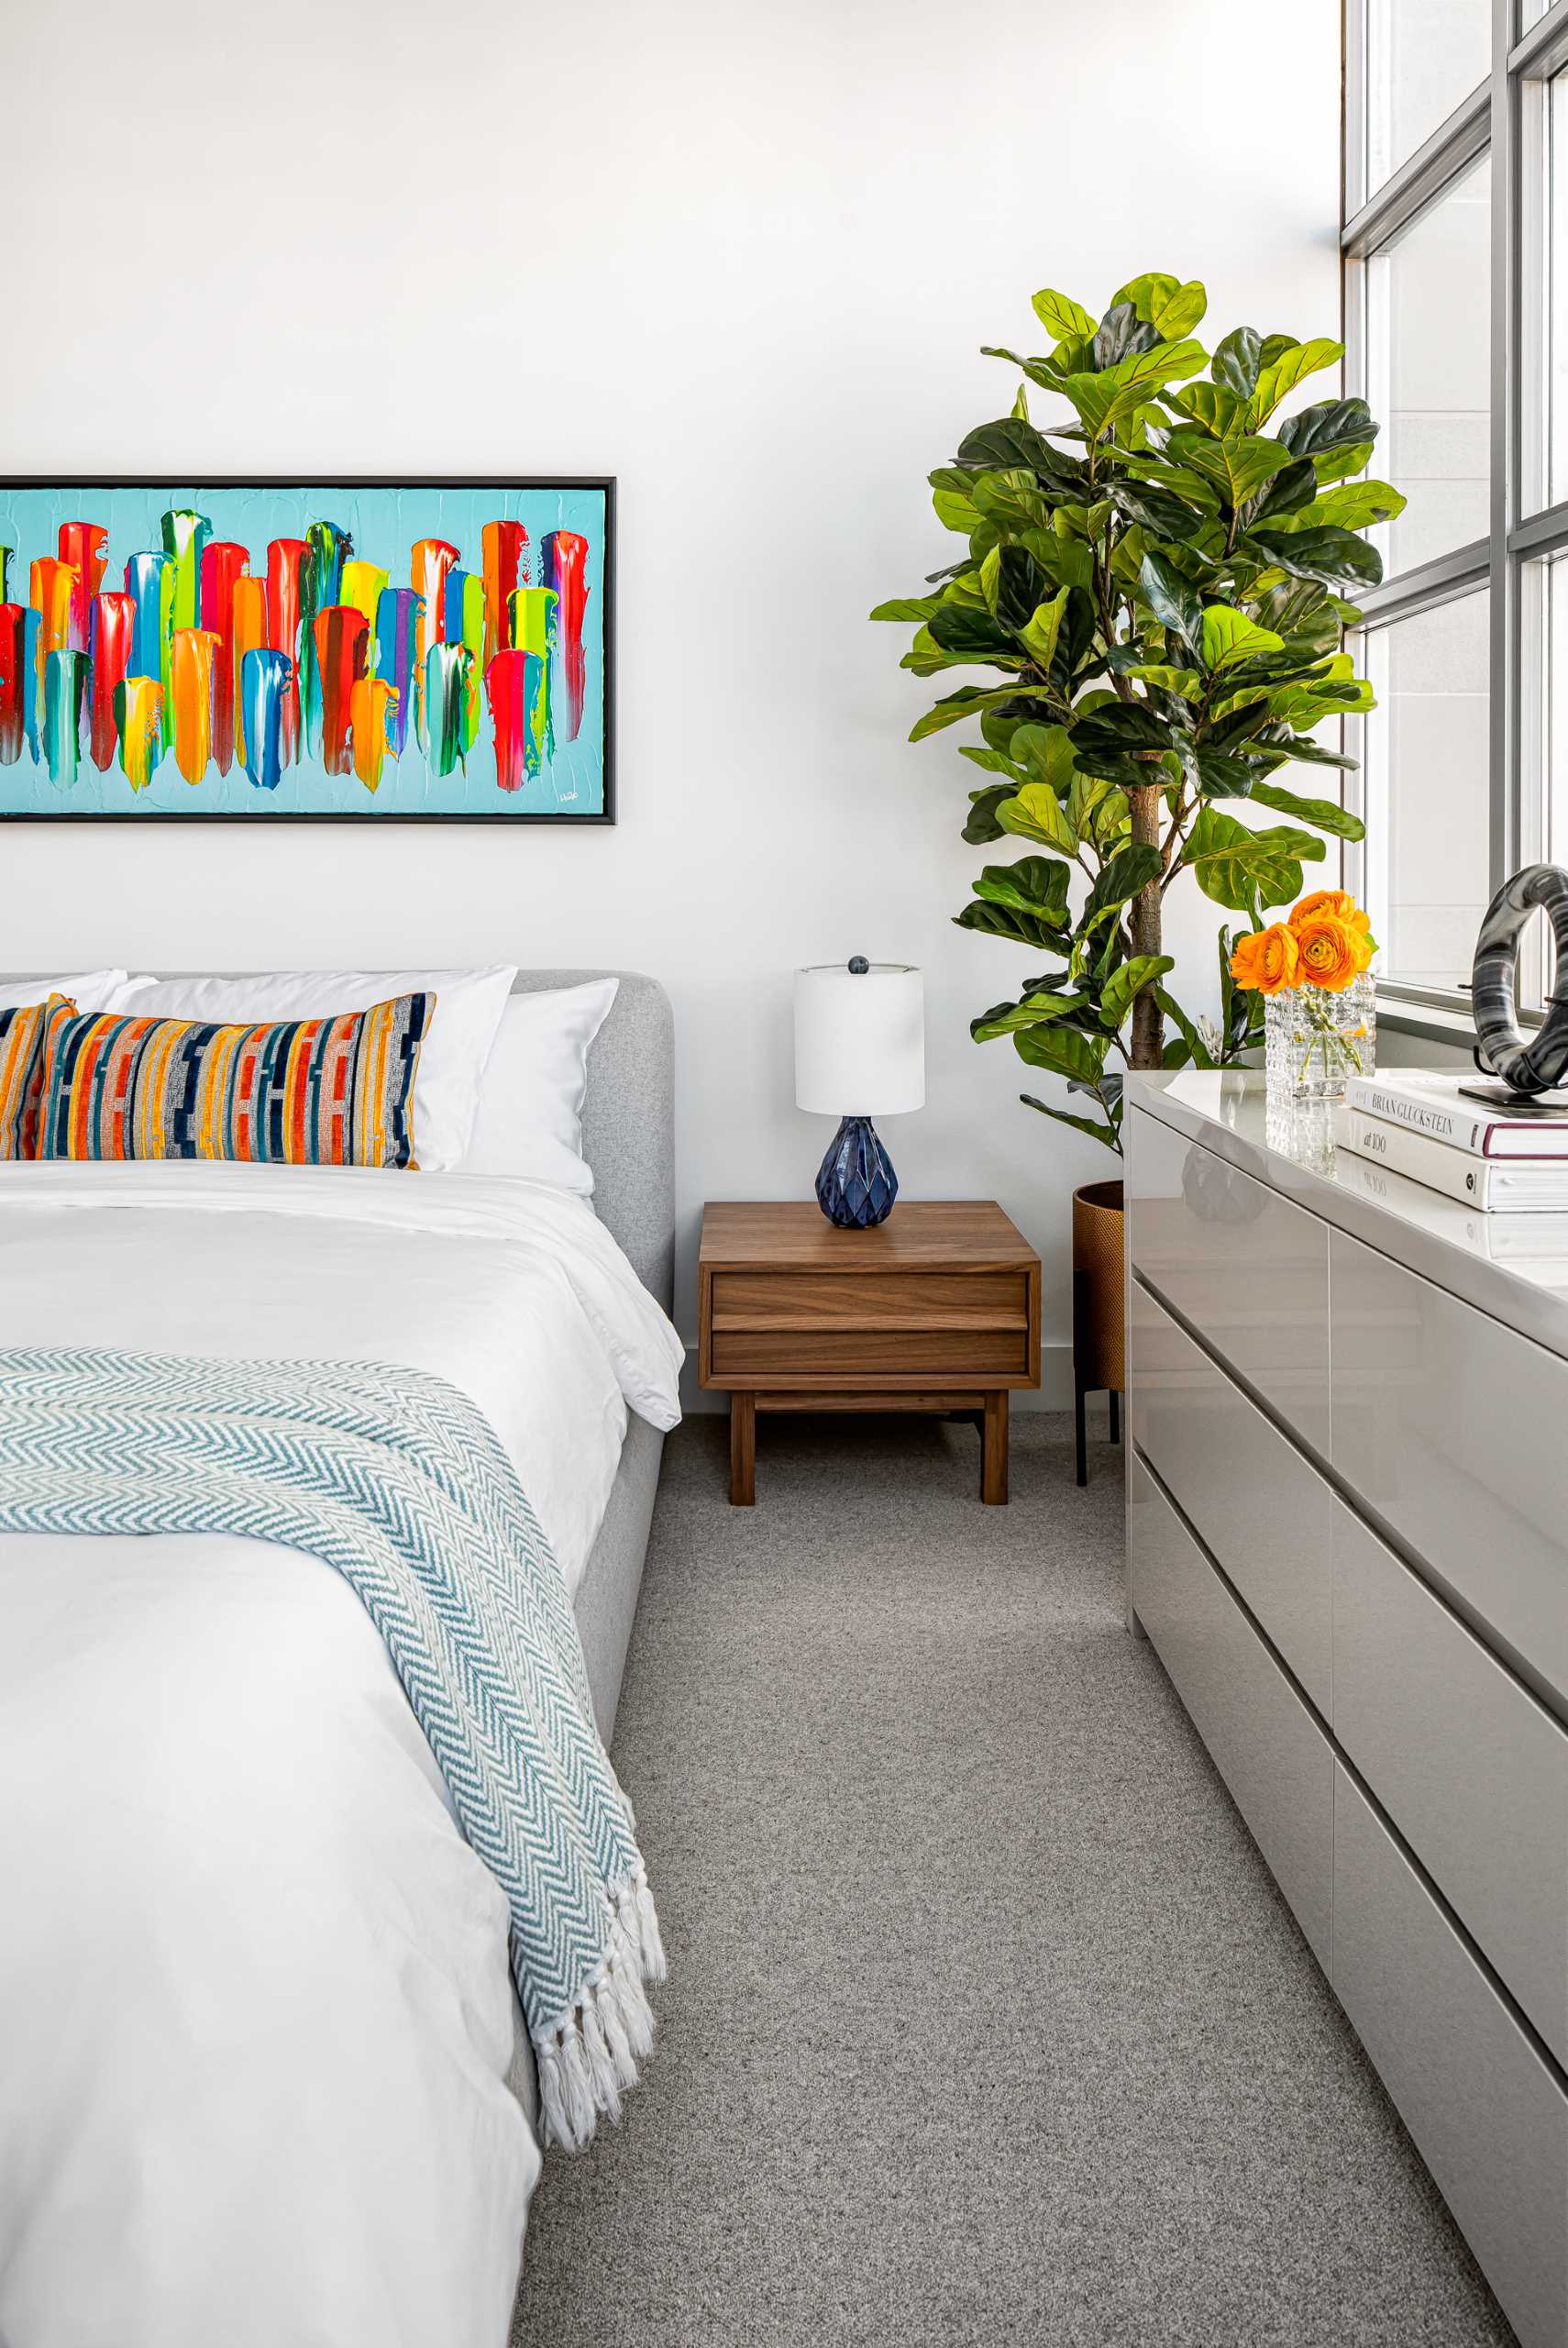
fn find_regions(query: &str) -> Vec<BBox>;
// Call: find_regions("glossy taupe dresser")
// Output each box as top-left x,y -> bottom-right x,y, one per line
1126,1071 -> 1568,2348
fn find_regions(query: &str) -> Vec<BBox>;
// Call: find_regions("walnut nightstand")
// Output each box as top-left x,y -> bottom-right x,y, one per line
698,1202 -> 1041,1506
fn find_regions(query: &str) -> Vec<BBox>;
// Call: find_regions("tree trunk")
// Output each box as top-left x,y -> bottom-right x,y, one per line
1127,781 -> 1165,1069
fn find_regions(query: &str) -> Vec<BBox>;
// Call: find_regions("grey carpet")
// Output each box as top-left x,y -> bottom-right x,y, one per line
513,1412 -> 1514,2348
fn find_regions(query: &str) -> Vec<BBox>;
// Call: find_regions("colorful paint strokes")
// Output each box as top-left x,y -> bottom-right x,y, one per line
0,481 -> 610,818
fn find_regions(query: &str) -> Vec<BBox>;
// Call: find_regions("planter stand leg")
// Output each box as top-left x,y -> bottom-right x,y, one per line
1075,1378 -> 1088,1487
1109,1390 -> 1120,1445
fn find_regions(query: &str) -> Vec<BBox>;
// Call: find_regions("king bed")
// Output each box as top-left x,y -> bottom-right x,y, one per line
0,968 -> 678,2348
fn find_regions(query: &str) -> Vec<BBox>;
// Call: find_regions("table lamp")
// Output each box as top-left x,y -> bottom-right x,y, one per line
793,958 -> 924,1227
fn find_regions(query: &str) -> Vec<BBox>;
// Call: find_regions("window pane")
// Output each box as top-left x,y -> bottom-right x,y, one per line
1361,591 -> 1490,991
1546,558 -> 1568,880
1549,76 -> 1568,508
1364,154 -> 1491,579
1364,0 -> 1489,194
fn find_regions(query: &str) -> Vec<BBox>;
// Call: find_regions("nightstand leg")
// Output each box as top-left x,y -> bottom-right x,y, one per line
729,1393 -> 756,1506
981,1390 -> 1009,1504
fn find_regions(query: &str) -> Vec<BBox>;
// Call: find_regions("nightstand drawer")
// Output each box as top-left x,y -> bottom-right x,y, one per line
709,1269 -> 1028,1332
708,1325 -> 1031,1382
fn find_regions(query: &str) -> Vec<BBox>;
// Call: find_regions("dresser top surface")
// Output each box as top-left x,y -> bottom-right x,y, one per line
1130,1070 -> 1568,1359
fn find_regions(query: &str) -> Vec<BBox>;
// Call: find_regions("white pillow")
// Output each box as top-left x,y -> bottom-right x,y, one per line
460,980 -> 619,1192
0,969 -> 128,1012
105,968 -> 516,1171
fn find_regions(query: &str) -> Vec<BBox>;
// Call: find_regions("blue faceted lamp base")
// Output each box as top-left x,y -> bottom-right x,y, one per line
815,1115 -> 899,1229
794,956 -> 924,1231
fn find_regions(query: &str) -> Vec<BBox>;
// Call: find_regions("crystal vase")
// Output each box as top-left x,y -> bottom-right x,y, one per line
1264,973 -> 1376,1104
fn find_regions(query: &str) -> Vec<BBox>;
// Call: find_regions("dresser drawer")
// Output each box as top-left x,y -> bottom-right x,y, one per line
1330,1226 -> 1568,1710
1131,1281 -> 1331,1712
1128,1458 -> 1332,1967
709,1269 -> 1028,1332
1128,1109 -> 1330,1452
1332,1501 -> 1568,2065
1331,1767 -> 1568,2348
708,1325 -> 1029,1383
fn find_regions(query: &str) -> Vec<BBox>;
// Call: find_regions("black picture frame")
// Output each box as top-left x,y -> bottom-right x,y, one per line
0,474 -> 616,825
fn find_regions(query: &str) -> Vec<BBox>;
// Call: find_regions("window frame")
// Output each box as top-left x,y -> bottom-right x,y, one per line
1342,0 -> 1568,1028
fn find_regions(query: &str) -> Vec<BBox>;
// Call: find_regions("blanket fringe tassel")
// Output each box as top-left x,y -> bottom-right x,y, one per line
535,1868 -> 667,2153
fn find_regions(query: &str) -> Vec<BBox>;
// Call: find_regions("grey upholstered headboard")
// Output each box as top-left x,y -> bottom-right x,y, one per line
510,969 -> 675,1315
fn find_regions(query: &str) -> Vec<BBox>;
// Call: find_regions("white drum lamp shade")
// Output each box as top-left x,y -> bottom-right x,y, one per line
794,962 -> 924,1116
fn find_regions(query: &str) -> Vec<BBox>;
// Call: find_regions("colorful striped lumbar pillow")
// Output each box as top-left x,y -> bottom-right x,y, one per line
0,998 -> 63,1159
34,991 -> 432,1168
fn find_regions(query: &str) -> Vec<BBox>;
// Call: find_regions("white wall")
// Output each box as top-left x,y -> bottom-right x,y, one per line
2,0 -> 1342,1397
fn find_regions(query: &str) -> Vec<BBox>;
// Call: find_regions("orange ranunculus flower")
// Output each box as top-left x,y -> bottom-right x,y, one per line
1290,889 -> 1373,940
1292,911 -> 1367,992
1230,923 -> 1300,994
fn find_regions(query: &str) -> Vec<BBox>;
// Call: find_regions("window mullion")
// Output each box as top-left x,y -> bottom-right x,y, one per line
1492,0 -> 1520,910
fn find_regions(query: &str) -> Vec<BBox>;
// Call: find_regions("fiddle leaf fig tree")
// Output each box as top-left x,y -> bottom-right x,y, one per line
875,273 -> 1403,1150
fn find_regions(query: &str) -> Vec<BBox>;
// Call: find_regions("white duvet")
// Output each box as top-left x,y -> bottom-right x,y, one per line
0,1163 -> 682,2348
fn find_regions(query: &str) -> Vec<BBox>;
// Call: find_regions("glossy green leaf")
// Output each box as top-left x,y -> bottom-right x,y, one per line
998,781 -> 1077,854
956,416 -> 1083,481
1100,954 -> 1176,1029
1066,770 -> 1118,839
1264,732 -> 1356,767
1290,478 -> 1407,532
1009,721 -> 1077,791
1032,288 -> 1096,343
932,485 -> 981,532
1312,440 -> 1375,486
1200,606 -> 1285,670
927,602 -> 1025,662
961,782 -> 1014,844
1139,550 -> 1204,653
1020,1093 -> 1122,1152
1169,382 -> 1246,440
868,595 -> 943,623
1194,748 -> 1262,797
1246,777 -> 1365,838
1248,338 -> 1343,424
1110,271 -> 1178,324
910,684 -> 1048,743
981,345 -> 1067,393
958,744 -> 1025,778
1211,327 -> 1263,398
1013,1024 -> 1109,1084
971,989 -> 1079,1040
900,625 -> 963,677
1018,586 -> 1070,670
955,899 -> 1069,952
1062,338 -> 1208,437
1152,279 -> 1207,338
971,853 -> 1072,920
1122,662 -> 1201,696
1082,843 -> 1163,934
1277,398 -> 1377,466
1244,458 -> 1318,527
1091,303 -> 1161,371
1185,804 -> 1324,912
1166,428 -> 1291,511
1210,326 -> 1258,399
1247,525 -> 1383,593
1107,478 -> 1204,539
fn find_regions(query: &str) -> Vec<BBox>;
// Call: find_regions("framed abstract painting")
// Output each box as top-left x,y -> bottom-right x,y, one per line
0,477 -> 613,822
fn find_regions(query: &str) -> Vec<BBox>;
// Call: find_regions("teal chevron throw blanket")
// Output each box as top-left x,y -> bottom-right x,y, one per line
0,1347 -> 664,2152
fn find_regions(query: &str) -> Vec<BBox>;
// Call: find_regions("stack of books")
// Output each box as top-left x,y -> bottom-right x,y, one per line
1333,1073 -> 1568,1211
